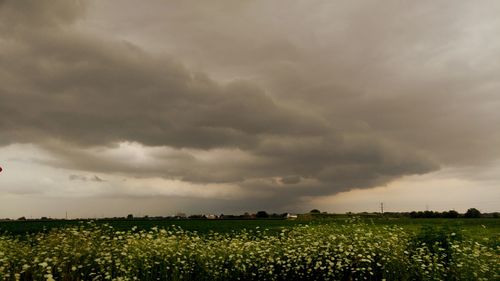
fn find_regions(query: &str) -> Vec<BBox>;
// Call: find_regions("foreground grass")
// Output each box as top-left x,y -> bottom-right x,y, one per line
0,219 -> 498,280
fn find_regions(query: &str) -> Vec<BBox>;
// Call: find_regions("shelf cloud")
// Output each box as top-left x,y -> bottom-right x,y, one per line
1,0 -> 499,214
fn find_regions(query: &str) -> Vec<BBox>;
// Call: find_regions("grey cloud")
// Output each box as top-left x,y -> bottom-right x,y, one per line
0,27 -> 324,149
92,175 -> 104,182
0,0 -> 465,208
41,133 -> 437,197
69,174 -> 86,181
0,0 -> 86,29
93,0 -> 500,168
69,174 -> 105,182
280,176 -> 301,185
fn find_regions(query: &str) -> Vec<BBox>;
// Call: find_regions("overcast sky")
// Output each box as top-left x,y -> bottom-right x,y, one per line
0,0 -> 499,218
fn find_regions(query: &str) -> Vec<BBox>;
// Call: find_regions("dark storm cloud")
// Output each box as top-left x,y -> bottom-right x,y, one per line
1,0 -> 467,207
107,0 -> 500,168
0,15 -> 325,149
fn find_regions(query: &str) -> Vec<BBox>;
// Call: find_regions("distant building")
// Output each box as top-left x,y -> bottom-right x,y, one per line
286,213 -> 298,219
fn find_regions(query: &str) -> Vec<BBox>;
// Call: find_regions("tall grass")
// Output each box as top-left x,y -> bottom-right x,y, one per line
0,219 -> 498,280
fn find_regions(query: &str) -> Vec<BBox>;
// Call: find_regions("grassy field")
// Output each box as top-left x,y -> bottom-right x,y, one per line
0,218 -> 498,280
1,217 -> 499,238
0,219 -> 309,236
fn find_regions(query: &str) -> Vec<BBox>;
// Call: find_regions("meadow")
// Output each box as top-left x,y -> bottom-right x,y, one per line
0,218 -> 498,280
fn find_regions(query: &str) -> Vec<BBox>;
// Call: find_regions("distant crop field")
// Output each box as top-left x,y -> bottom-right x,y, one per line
1,217 -> 498,239
0,218 -> 498,280
0,219 -> 311,236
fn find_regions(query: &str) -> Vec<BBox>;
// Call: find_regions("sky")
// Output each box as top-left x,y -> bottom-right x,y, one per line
0,0 -> 499,218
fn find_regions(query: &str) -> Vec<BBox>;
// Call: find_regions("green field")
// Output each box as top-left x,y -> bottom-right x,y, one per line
2,217 -> 499,239
0,219 -> 309,236
0,218 -> 498,280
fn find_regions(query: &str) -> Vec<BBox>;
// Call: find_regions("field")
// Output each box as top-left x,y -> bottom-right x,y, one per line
0,219 -> 309,236
0,218 -> 498,280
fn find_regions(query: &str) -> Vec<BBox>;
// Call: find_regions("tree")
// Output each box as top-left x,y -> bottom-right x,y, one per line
126,214 -> 134,220
256,211 -> 269,218
443,210 -> 459,218
464,208 -> 481,218
310,209 -> 321,214
423,210 -> 436,218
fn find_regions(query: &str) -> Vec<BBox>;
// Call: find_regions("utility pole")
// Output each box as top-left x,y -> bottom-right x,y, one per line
380,202 -> 384,214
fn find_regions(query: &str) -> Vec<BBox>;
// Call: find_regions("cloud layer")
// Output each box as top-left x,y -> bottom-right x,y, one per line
1,1 -> 499,211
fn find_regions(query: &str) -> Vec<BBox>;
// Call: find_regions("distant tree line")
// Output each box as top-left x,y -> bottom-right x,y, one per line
409,208 -> 483,218
3,208 -> 498,222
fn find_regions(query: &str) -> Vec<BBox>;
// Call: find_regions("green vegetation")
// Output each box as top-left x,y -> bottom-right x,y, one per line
0,218 -> 498,280
0,219 -> 310,236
